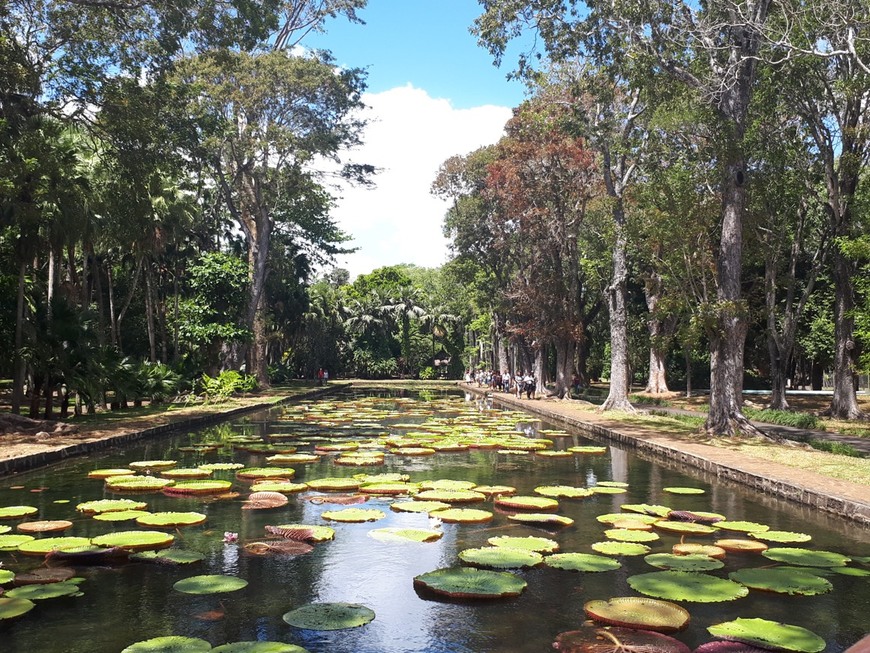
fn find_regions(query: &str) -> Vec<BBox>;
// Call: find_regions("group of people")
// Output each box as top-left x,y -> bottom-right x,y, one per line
465,369 -> 537,399
316,368 -> 329,386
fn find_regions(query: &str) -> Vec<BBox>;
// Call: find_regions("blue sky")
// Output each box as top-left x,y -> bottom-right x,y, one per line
304,1 -> 529,279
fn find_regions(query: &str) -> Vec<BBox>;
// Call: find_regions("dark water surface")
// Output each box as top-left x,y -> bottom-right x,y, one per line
1,388 -> 868,653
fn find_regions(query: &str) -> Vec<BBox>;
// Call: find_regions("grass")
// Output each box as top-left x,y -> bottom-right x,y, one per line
742,406 -> 821,430
808,439 -> 863,457
629,394 -> 673,407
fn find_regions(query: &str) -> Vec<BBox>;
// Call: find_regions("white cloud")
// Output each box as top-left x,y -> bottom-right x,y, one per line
328,84 -> 512,279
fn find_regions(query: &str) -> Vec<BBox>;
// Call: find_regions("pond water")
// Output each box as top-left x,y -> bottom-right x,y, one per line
1,388 -> 868,653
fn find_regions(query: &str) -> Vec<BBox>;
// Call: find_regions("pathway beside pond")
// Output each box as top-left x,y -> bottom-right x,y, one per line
464,384 -> 870,526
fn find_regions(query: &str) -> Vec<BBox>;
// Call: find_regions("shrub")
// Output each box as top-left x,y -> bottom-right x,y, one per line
418,366 -> 436,380
742,407 -> 820,430
200,370 -> 257,403
808,440 -> 862,457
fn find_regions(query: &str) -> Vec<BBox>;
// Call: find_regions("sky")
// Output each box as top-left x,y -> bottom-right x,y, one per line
304,1 -> 529,279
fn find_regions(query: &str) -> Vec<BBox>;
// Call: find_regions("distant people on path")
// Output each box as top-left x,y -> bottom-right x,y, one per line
317,368 -> 324,386
323,369 -> 329,384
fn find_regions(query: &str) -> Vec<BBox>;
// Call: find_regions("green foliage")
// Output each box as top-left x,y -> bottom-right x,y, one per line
200,370 -> 257,402
742,407 -> 820,430
808,440 -> 862,458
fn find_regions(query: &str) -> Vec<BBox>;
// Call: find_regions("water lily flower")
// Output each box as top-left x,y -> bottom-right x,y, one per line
223,531 -> 239,543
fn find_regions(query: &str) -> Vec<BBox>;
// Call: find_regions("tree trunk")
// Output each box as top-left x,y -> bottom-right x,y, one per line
553,338 -> 575,398
601,213 -> 634,411
533,347 -> 545,397
644,272 -> 670,394
243,204 -> 272,387
825,249 -> 863,418
145,264 -> 157,363
684,344 -> 692,399
11,260 -> 27,414
91,248 -> 106,347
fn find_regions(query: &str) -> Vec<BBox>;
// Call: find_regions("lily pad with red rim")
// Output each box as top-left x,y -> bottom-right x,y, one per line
413,567 -> 526,599
627,571 -> 749,602
0,597 -> 35,621
715,539 -> 769,554
0,505 -> 38,520
644,553 -> 724,572
121,636 -> 212,653
429,508 -> 493,523
552,627 -> 691,653
18,536 -> 91,555
162,480 -> 233,496
282,602 -> 375,630
707,618 -> 825,652
761,547 -> 850,567
473,485 -> 516,497
544,553 -> 621,572
488,535 -> 558,552
584,597 -> 690,633
160,468 -> 213,480
508,513 -> 574,528
604,529 -> 659,543
459,546 -> 543,569
106,476 -> 174,492
250,481 -> 307,493
321,508 -> 385,523
305,477 -> 361,491
419,479 -> 477,491
495,495 -> 559,512
236,467 -> 296,481
91,530 -> 175,551
136,512 -> 207,528
369,528 -> 443,543
87,468 -> 137,479
174,574 -> 248,594
728,567 -> 833,595
76,498 -> 148,514
392,500 -> 451,513
414,489 -> 486,503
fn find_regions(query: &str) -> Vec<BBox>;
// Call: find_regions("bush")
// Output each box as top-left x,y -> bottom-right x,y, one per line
742,407 -> 820,430
418,366 -> 436,380
808,439 -> 862,457
201,370 -> 257,403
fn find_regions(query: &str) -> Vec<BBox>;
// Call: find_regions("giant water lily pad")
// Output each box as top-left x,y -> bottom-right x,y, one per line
0,569 -> 14,584
729,567 -> 833,596
160,468 -> 213,480
306,477 -> 362,491
18,536 -> 91,555
473,485 -> 516,497
0,597 -> 35,621
568,446 -> 608,454
266,524 -> 335,542
489,535 -> 559,553
419,479 -> 477,491
663,487 -> 705,495
713,521 -> 769,533
93,510 -> 152,522
707,618 -> 825,652
76,498 -> 148,513
358,482 -> 416,495
321,508 -> 385,523
199,463 -> 245,471
459,546 -> 543,569
174,574 -> 248,594
263,454 -> 318,464
6,581 -> 82,600
413,567 -> 526,599
282,602 -> 375,630
163,480 -> 233,496
715,539 -> 769,554
0,505 -> 38,519
597,513 -> 660,525
604,529 -> 659,543
584,597 -> 690,633
544,553 -> 621,572
761,547 -> 850,567
627,571 -> 748,602
749,530 -> 811,544
128,460 -> 177,471
495,495 -> 559,511
12,567 -> 75,585
106,476 -> 174,492
644,553 -> 724,572
392,500 -> 451,513
236,467 -> 296,481
0,534 -> 35,551
590,486 -> 627,495
534,485 -> 592,499
655,521 -> 717,535
429,508 -> 493,523
132,550 -> 205,565
415,489 -> 486,503
242,492 -> 289,509
369,528 -> 442,543
508,513 -> 574,528
121,636 -> 212,652
250,481 -> 308,494
552,627 -> 691,653
212,643 -> 309,653
622,504 -> 672,517
591,541 -> 651,557
91,530 -> 174,551
668,510 -> 725,524
673,543 -> 727,559
0,525 -> 10,533
87,468 -> 137,479
136,512 -> 207,528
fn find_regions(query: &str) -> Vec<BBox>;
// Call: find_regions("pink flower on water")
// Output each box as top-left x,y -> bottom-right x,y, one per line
223,531 -> 239,543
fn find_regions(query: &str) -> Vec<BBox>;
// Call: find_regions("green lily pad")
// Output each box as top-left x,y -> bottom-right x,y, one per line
534,485 -> 592,499
655,521 -> 717,535
473,485 -> 516,497
250,481 -> 308,493
266,524 -> 335,542
663,487 -> 705,495
0,597 -> 35,620
91,530 -> 175,551
494,495 -> 559,511
544,553 -> 621,572
830,566 -> 870,577
132,550 -> 205,565
212,643 -> 309,653
77,498 -> 148,513
714,521 -> 770,533
263,454 -> 319,464
507,513 -> 574,528
128,460 -> 177,471
568,446 -> 608,454
584,596 -> 691,633
716,539 -> 769,554
628,571 -> 749,602
414,489 -> 486,503
459,546 -> 543,569
162,480 -> 233,495
160,468 -> 213,480
749,530 -> 812,543
604,528 -> 660,543
18,536 -> 91,555
729,567 -> 833,595
622,504 -> 672,517
391,500 -> 451,513
87,468 -> 137,479
0,525 -> 10,534
136,512 -> 207,528
645,553 -> 724,572
174,574 -> 248,594
430,508 -> 493,523
282,602 -> 375,630
93,510 -> 152,522
0,534 -> 35,551
591,541 -> 651,556
419,479 -> 477,491
672,543 -> 727,559
369,528 -> 443,543
488,535 -> 559,553
106,476 -> 174,491
198,462 -> 245,471
590,486 -> 627,495
353,473 -> 410,483
0,569 -> 15,584
236,467 -> 296,480
359,482 -> 416,495
597,513 -> 660,525
707,618 -> 825,652
762,547 -> 850,567
597,481 -> 629,488
413,567 -> 527,599
6,581 -> 82,600
121,636 -> 212,652
321,508 -> 385,523
0,505 -> 38,520
306,477 -> 362,491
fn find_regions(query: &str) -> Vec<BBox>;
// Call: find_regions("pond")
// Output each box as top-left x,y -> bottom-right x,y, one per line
1,388 -> 868,653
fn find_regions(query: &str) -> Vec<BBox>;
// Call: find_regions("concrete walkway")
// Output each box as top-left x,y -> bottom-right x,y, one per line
463,385 -> 870,526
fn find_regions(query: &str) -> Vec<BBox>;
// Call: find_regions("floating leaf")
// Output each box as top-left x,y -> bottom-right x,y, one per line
6,581 -> 82,600
282,602 -> 375,630
663,487 -> 705,495
544,553 -> 621,573
0,505 -> 38,520
198,463 -> 245,471
305,493 -> 366,505
591,541 -> 651,557
622,504 -> 671,517
121,636 -> 212,653
568,446 -> 608,454
369,528 -> 443,543
359,482 -> 416,495
91,530 -> 174,552
45,546 -> 129,565
429,508 -> 493,523
508,513 -> 574,528
106,476 -> 174,492
128,460 -> 177,471
243,541 -> 313,556
749,530 -> 811,544
715,539 -> 769,554
627,571 -> 748,602
459,546 -> 543,569
584,597 -> 690,633
604,529 -> 659,543
132,550 -> 205,565
495,495 -> 559,512
534,485 -> 592,499
306,477 -> 362,491
707,618 -> 825,652
415,489 -> 486,503
76,498 -> 147,514
473,485 -> 516,497
12,567 -> 75,585
413,567 -> 526,599
236,467 -> 296,481
694,642 -> 772,653
655,521 -> 717,535
266,524 -> 335,542
321,508 -> 385,523
18,536 -> 91,556
419,479 -> 477,491
174,574 -> 248,594
0,534 -> 36,551
552,627 -> 691,653
212,643 -> 310,653
136,512 -> 207,528
0,569 -> 15,584
672,543 -> 727,559
489,535 -> 558,553
597,513 -> 660,525
590,486 -> 627,495
713,521 -> 769,533
668,510 -> 725,524
242,492 -> 288,510
0,597 -> 35,621
249,481 -> 308,494
94,510 -> 152,522
87,468 -> 137,479
163,480 -> 233,496
644,553 -> 724,572
391,501 -> 451,513
729,567 -> 833,596
596,481 -> 629,488
0,525 -> 9,534
161,468 -> 213,480
761,547 -> 850,567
